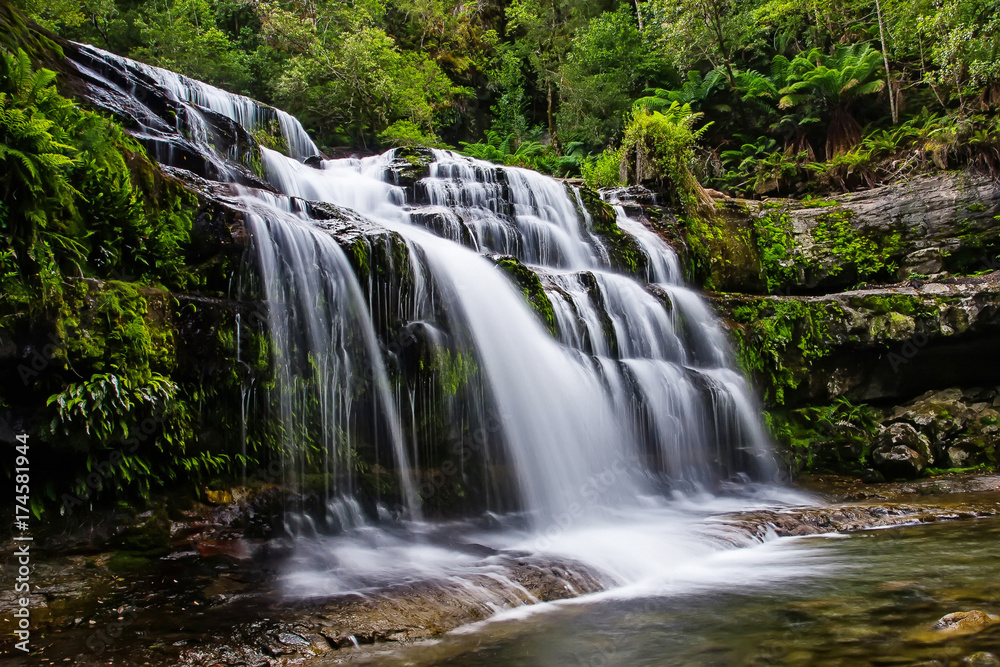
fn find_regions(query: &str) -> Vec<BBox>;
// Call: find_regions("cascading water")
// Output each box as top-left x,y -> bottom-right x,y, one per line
263,147 -> 776,507
68,42 -> 814,613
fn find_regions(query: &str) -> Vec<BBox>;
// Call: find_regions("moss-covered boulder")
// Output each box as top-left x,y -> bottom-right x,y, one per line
492,255 -> 557,335
574,185 -> 650,277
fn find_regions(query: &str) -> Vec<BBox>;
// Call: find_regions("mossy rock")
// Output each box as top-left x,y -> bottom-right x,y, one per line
573,185 -> 650,277
492,255 -> 557,335
105,552 -> 154,573
110,512 -> 171,556
684,201 -> 764,292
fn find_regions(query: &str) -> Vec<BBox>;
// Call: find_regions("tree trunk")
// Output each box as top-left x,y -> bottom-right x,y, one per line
874,0 -> 898,124
547,82 -> 559,153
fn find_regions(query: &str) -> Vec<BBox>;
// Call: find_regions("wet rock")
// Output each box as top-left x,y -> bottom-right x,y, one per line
873,423 -> 933,479
964,652 -> 1000,667
203,488 -> 234,505
111,512 -> 172,556
903,248 -> 945,276
276,631 -> 310,647
712,279 -> 1000,409
933,610 -> 998,635
860,468 -> 886,483
948,439 -> 985,468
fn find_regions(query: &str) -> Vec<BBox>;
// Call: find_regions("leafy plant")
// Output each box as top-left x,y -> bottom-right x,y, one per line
458,131 -> 582,176
617,102 -> 712,209
776,44 -> 887,159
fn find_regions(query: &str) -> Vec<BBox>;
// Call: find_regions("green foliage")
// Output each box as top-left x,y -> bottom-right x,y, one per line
459,131 -> 582,176
811,209 -> 903,280
11,0 -> 999,176
767,397 -> 883,473
377,120 -> 446,149
753,210 -> 800,293
915,0 -> 1000,113
557,5 -> 663,149
729,298 -> 840,405
617,103 -> 711,209
271,18 -> 469,146
776,44 -> 887,158
0,48 -> 195,305
580,148 -> 623,189
46,370 -> 210,499
721,136 -> 809,195
0,48 -> 78,299
130,0 -> 251,92
251,119 -> 288,154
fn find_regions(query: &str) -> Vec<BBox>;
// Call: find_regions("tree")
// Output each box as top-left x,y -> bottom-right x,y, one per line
130,0 -> 251,93
557,5 -> 660,148
917,0 -> 1000,113
777,43 -> 886,158
504,0 -> 611,149
645,0 -> 751,87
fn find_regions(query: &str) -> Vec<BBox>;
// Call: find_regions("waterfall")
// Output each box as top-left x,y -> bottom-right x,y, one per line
259,147 -> 777,517
67,43 -> 779,532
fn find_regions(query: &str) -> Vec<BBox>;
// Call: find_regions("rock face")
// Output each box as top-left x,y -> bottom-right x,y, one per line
773,173 -> 1000,290
647,173 -> 1000,294
711,275 -> 1000,407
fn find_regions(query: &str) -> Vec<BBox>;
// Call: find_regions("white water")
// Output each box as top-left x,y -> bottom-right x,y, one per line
70,45 -> 813,615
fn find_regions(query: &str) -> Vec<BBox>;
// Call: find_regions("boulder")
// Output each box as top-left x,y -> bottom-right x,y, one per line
933,610 -> 998,635
965,653 -> 1000,667
873,423 -> 932,478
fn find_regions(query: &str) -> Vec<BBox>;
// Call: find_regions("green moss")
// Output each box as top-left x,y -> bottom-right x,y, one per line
494,256 -> 557,335
845,293 -> 937,318
800,197 -> 839,208
429,349 -> 478,396
752,209 -> 800,293
61,280 -> 176,375
728,297 -> 842,406
251,119 -> 289,155
348,238 -> 372,283
391,146 -> 433,181
573,186 -> 647,276
105,553 -> 153,573
811,209 -> 904,280
111,514 -> 171,555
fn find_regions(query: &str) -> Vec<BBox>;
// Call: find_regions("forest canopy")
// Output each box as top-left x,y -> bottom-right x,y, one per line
14,0 -> 1000,194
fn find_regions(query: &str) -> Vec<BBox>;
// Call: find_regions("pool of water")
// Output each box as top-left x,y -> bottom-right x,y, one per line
334,517 -> 1000,666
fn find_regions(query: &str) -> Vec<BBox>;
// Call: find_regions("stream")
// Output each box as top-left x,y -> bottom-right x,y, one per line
337,515 -> 1000,666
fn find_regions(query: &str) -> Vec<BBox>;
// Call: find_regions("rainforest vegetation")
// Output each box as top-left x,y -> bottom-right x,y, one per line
13,0 -> 1000,194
